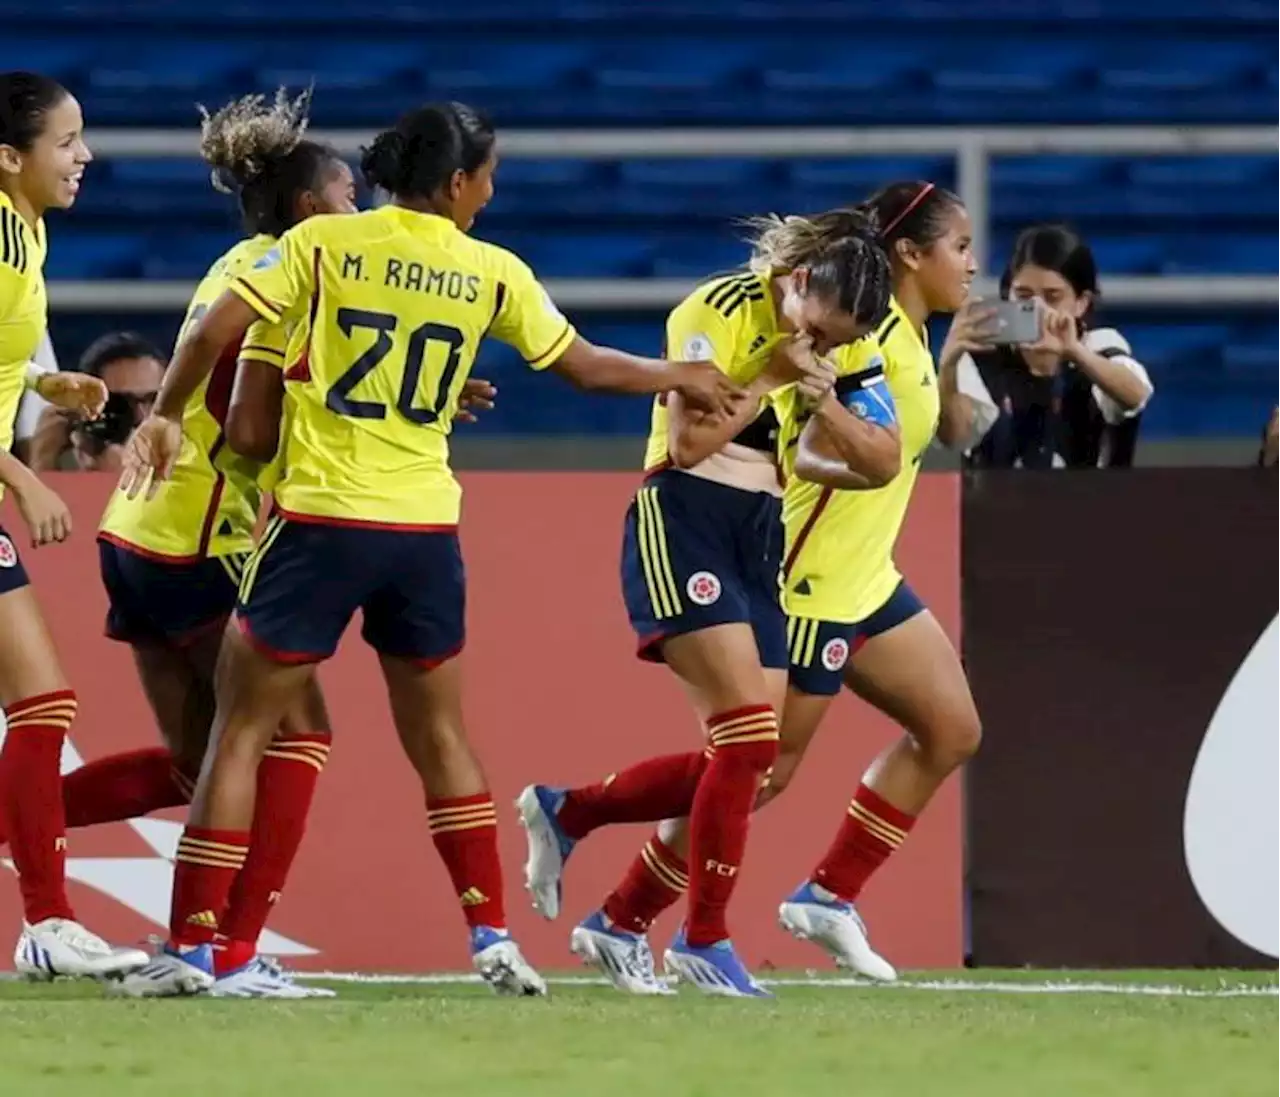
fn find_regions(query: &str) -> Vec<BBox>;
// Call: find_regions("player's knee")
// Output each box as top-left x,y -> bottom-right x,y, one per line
915,704 -> 982,772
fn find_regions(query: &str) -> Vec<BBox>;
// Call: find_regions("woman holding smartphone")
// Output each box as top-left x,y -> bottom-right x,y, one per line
937,223 -> 1154,468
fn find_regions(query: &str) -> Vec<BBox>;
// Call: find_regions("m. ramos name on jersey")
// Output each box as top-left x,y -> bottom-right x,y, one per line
337,250 -> 482,303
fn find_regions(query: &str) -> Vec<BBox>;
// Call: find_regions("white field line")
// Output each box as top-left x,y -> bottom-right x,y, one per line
297,971 -> 1278,999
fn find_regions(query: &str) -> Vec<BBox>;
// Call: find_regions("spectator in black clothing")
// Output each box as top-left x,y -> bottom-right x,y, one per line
936,224 -> 1154,468
1260,407 -> 1278,468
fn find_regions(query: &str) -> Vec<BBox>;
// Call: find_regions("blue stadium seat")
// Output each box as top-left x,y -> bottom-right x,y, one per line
784,157 -> 956,212
43,233 -> 144,279
140,232 -> 240,279
614,159 -> 781,218
650,233 -> 752,277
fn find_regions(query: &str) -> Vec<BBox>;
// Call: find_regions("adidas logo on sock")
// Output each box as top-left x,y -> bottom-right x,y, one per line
459,887 -> 489,907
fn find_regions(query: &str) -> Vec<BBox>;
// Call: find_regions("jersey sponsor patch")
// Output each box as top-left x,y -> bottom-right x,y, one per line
821,637 -> 849,672
252,247 -> 282,270
0,534 -> 17,568
682,333 -> 715,361
686,570 -> 722,606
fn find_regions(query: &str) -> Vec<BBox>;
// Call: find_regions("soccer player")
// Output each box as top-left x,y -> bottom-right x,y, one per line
519,209 -> 894,997
0,72 -> 149,978
521,183 -> 981,991
113,101 -> 741,998
88,89 -> 353,998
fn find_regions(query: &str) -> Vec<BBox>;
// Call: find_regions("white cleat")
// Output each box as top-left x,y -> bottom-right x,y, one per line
569,911 -> 674,996
471,927 -> 547,997
111,943 -> 217,998
211,956 -> 335,999
14,919 -> 149,981
778,881 -> 897,982
515,785 -> 577,921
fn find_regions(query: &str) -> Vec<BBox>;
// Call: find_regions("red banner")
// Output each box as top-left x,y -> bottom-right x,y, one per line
2,472 -> 962,972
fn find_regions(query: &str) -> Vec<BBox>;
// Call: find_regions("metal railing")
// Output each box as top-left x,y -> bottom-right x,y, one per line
54,124 -> 1279,312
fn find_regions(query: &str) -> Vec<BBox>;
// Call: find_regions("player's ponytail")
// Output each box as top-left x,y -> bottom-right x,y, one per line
0,71 -> 69,152
745,208 -> 892,326
360,101 -> 495,199
197,87 -> 341,237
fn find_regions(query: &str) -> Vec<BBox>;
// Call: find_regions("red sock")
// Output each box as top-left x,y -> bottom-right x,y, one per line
557,752 -> 707,841
812,782 -> 917,902
426,793 -> 505,931
0,691 -> 77,923
603,834 -> 688,934
685,704 -> 779,948
216,733 -> 331,974
66,747 -> 193,829
169,826 -> 249,947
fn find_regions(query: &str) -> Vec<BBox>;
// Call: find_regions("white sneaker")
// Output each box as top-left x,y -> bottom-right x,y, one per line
14,919 -> 149,981
778,881 -> 897,982
211,956 -> 335,999
471,926 -> 547,997
569,910 -> 674,996
111,943 -> 217,998
515,785 -> 577,921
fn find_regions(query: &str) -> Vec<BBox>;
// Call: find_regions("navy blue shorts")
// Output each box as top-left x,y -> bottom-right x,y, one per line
0,525 -> 30,596
786,580 -> 926,696
236,514 -> 465,666
98,537 -> 245,647
620,469 -> 787,668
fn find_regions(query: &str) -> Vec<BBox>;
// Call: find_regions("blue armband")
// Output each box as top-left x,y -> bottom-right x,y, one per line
835,369 -> 897,428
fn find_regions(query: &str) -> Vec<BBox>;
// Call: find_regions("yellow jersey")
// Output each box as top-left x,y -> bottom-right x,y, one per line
99,235 -> 286,560
643,270 -> 790,472
0,191 -> 48,470
228,206 -> 576,527
780,297 -> 939,623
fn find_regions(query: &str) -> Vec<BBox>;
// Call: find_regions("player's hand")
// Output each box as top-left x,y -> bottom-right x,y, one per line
120,414 -> 184,500
672,360 -> 744,417
13,476 -> 72,547
939,300 -> 1000,369
795,358 -> 838,406
453,378 -> 497,425
35,371 -> 108,419
762,333 -> 819,388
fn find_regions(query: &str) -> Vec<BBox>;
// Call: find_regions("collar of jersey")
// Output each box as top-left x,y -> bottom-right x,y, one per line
888,295 -> 928,354
376,205 -> 460,237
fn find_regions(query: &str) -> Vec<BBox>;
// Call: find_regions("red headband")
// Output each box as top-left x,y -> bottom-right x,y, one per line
881,182 -> 936,238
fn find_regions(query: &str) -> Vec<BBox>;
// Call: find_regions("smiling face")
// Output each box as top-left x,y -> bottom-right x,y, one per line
896,204 -> 976,314
2,93 -> 93,213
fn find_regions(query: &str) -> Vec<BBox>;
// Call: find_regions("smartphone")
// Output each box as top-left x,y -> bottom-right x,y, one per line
987,299 -> 1042,346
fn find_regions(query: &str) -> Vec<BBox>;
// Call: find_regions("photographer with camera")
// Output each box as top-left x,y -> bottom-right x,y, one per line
29,332 -> 165,473
936,224 -> 1153,469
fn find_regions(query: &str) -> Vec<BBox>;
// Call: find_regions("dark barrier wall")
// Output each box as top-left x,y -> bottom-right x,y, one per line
964,469 -> 1278,968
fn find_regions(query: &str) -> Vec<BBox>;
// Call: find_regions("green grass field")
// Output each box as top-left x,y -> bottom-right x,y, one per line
0,969 -> 1274,1097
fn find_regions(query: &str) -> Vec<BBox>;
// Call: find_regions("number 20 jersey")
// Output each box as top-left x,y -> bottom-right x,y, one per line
99,234 -> 280,560
230,207 -> 576,528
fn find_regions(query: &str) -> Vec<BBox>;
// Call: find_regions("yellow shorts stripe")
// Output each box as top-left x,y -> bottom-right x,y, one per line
238,515 -> 287,603
636,487 -> 682,620
788,616 -> 820,668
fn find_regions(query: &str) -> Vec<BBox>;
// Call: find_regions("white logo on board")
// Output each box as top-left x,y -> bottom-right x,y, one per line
1183,615 -> 1279,958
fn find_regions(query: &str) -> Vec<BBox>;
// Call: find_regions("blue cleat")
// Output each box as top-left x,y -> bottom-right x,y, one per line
515,784 -> 577,920
570,910 -> 673,996
662,926 -> 772,998
778,880 -> 897,982
470,925 -> 547,997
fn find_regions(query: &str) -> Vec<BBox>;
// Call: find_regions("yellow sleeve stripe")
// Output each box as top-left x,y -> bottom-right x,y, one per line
230,277 -> 282,325
635,486 -> 683,621
240,343 -> 286,362
238,514 -> 288,603
527,319 -> 575,369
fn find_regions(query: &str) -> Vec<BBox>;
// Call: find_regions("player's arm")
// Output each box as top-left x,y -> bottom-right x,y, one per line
226,320 -> 289,462
661,319 -> 793,469
794,364 -> 901,490
489,254 -> 741,415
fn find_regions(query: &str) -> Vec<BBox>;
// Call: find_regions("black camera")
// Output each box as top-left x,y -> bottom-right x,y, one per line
74,391 -> 152,453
